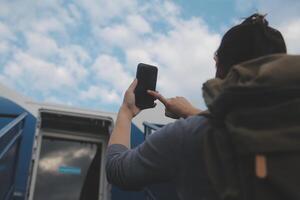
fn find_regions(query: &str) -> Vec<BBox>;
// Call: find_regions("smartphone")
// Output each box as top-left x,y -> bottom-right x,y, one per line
134,63 -> 158,109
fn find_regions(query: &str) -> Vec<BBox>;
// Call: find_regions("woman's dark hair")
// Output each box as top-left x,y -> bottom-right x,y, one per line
215,13 -> 287,79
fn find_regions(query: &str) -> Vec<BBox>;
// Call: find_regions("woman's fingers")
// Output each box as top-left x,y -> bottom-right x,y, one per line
147,90 -> 168,106
128,79 -> 138,92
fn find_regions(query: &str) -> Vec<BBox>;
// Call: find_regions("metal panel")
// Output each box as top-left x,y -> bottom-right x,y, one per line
0,138 -> 20,200
0,113 -> 27,200
0,97 -> 37,200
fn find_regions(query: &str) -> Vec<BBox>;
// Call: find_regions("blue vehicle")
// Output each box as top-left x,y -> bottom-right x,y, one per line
0,83 -> 177,200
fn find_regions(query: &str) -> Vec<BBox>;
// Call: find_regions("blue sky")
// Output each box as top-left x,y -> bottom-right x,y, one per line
0,0 -> 300,112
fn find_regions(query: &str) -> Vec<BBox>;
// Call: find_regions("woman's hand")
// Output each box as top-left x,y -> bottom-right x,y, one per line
108,79 -> 140,147
121,79 -> 140,118
147,90 -> 202,119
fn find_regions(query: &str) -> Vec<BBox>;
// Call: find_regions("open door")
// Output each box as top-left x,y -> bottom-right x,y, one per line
29,110 -> 112,200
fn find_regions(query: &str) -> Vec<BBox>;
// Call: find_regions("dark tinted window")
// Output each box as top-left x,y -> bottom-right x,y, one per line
33,136 -> 102,200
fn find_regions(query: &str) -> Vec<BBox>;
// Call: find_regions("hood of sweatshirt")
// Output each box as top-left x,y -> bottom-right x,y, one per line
202,54 -> 300,154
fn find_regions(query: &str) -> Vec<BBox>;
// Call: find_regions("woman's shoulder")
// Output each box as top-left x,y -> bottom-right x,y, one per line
147,115 -> 209,148
180,115 -> 210,148
184,115 -> 208,127
158,115 -> 207,134
177,115 -> 209,135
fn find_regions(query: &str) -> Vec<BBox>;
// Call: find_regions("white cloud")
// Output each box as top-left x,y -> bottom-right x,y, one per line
67,45 -> 91,64
76,0 -> 138,25
164,1 -> 181,15
126,14 -> 152,34
2,52 -> 84,92
141,0 -> 181,25
0,0 -> 221,110
90,2 -> 220,108
0,1 -> 91,105
80,85 -> 121,104
234,0 -> 255,13
36,1 -> 76,27
125,48 -> 153,67
0,21 -> 15,41
1,0 -> 297,118
67,4 -> 82,22
1,33 -> 89,95
279,19 -> 300,54
31,18 -> 67,35
0,21 -> 17,55
256,0 -> 300,54
254,0 -> 300,26
0,0 -> 35,27
0,1 -> 75,33
0,41 -> 9,54
95,15 -> 152,50
92,54 -> 133,92
96,24 -> 139,48
149,18 -> 220,106
25,32 -> 59,58
114,17 -> 221,107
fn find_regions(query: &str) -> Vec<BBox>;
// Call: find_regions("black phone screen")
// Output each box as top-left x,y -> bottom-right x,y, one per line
134,63 -> 158,109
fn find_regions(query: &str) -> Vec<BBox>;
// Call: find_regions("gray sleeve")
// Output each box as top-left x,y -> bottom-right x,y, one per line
105,119 -> 188,190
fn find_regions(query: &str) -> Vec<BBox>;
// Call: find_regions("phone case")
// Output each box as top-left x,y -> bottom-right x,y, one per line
134,63 -> 158,109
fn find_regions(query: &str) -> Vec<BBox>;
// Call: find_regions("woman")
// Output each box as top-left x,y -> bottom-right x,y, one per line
105,13 -> 287,200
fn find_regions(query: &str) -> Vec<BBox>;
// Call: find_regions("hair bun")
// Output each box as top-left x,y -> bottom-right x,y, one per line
242,13 -> 269,26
